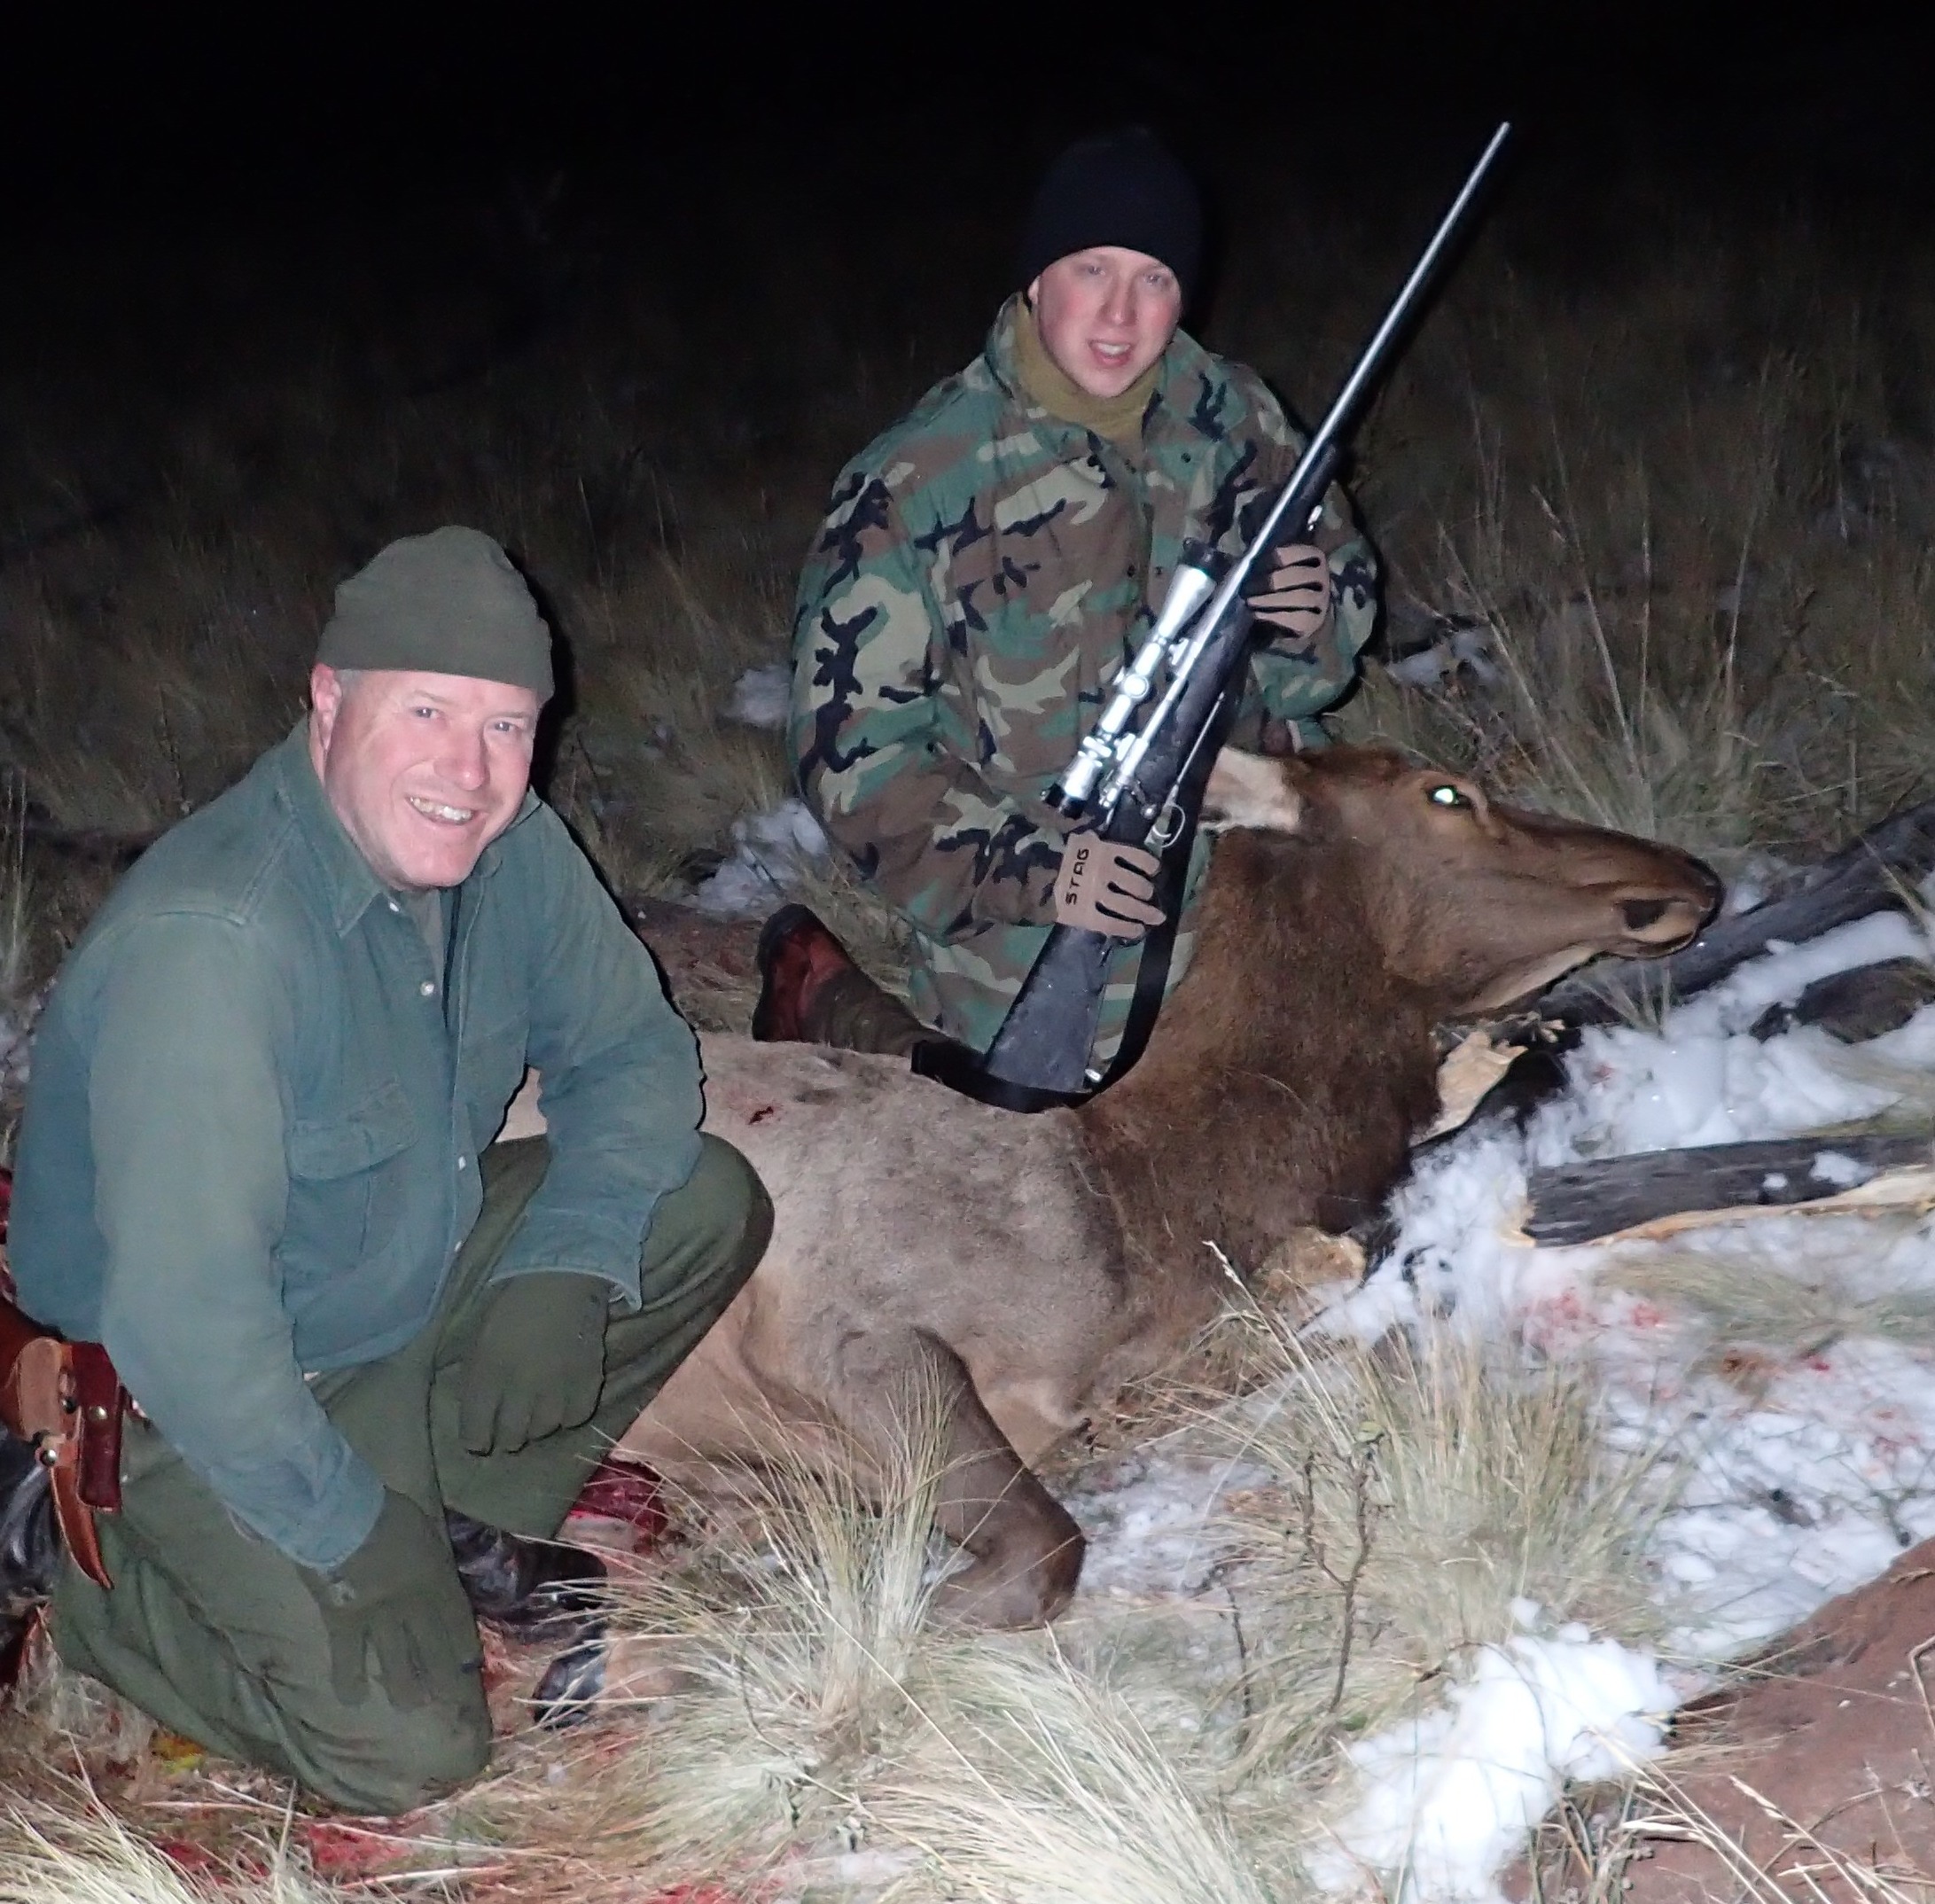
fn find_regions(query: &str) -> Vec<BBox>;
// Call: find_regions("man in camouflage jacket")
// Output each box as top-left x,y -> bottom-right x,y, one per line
785,131 -> 1378,1057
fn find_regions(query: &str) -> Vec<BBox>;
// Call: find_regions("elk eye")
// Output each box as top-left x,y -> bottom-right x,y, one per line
1427,784 -> 1470,808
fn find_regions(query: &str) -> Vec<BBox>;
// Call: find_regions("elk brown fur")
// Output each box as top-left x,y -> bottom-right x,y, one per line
501,746 -> 1720,1630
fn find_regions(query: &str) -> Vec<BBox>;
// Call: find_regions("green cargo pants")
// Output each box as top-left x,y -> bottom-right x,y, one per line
51,1133 -> 770,1815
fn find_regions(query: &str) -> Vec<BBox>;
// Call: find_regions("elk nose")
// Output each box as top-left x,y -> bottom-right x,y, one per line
1617,866 -> 1722,946
1617,893 -> 1705,947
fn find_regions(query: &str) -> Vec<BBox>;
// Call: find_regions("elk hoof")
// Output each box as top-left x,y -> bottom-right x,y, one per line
532,1625 -> 608,1729
533,1627 -> 694,1728
931,1523 -> 1086,1630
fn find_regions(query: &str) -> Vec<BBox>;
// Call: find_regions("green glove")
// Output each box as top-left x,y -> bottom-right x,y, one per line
457,1269 -> 611,1455
300,1488 -> 478,1710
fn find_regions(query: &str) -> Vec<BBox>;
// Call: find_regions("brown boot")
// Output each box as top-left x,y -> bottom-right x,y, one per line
751,904 -> 853,1042
752,906 -> 926,1055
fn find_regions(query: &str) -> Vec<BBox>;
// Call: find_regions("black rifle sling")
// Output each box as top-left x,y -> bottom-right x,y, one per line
909,689 -> 1231,1112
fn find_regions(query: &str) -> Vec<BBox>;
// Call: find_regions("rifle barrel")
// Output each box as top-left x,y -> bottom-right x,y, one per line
1174,121 -> 1512,661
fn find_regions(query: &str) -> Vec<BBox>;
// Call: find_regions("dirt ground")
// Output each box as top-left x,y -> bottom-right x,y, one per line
627,895 -> 764,1026
1627,1537 -> 1935,1901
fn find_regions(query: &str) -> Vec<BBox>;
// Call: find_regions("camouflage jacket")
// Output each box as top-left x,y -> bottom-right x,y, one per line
790,295 -> 1378,1052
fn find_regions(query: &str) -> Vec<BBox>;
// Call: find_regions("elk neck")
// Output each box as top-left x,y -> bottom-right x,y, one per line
1073,826 -> 1444,1276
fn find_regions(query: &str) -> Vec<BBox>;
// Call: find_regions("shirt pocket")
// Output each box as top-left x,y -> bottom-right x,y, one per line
285,1079 -> 419,1267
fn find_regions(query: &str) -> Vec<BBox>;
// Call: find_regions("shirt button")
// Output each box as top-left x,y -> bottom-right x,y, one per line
419,980 -> 435,996
457,1155 -> 469,1171
387,899 -> 401,913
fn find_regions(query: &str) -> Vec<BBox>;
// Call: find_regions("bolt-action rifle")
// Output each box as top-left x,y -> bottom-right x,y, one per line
913,123 -> 1513,1111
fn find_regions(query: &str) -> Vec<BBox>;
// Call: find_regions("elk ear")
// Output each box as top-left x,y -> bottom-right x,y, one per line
1200,749 -> 1305,834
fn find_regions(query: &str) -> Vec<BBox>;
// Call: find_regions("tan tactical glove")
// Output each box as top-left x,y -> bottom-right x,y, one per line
1247,541 -> 1332,640
1053,834 -> 1165,939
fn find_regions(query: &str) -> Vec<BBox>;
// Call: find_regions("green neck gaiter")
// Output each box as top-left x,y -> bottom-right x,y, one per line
1012,302 -> 1161,449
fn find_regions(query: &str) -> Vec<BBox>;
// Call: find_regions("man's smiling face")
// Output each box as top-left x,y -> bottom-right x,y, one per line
1029,245 -> 1183,400
308,665 -> 540,891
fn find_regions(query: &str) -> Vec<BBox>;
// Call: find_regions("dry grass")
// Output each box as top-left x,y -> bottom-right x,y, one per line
1524,1781 -> 1655,1904
0,1797 -> 321,1904
1206,1320 -> 1672,1783
1605,1221 -> 1935,1361
0,1316 -> 1680,1904
871,1646 -> 1288,1904
1313,223 -> 1935,873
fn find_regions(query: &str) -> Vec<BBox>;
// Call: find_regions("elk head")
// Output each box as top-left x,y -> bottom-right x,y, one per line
1201,746 -> 1721,1016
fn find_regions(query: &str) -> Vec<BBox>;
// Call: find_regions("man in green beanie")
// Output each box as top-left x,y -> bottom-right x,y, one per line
762,129 -> 1379,1058
5,526 -> 771,1813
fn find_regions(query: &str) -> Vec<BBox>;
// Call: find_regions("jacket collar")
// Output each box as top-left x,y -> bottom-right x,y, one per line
268,722 -> 540,938
983,293 -> 1223,451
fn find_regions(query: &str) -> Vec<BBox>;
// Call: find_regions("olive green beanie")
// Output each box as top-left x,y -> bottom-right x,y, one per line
316,526 -> 554,699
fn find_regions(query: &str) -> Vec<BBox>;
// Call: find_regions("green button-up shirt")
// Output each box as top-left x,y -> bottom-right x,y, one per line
10,726 -> 703,1569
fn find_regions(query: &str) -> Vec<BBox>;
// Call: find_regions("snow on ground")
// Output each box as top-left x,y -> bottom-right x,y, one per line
1059,902 -> 1935,1901
725,661 -> 792,730
1061,1446 -> 1271,1600
691,796 -> 829,916
1311,1620 -> 1675,1903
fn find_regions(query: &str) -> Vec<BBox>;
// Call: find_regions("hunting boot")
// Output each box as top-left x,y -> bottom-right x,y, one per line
751,904 -> 926,1056
0,1431 -> 59,1693
443,1510 -> 606,1646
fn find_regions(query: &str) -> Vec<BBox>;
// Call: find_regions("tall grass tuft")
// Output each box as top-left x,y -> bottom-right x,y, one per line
0,1801 -> 318,1904
875,1645 -> 1289,1904
483,1385 -> 956,1891
483,1388 -> 1300,1902
1210,1323 -> 1670,1781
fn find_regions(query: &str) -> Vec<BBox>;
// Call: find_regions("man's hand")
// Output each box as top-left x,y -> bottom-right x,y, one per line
299,1488 -> 478,1710
458,1270 -> 610,1456
1054,834 -> 1165,940
1247,540 -> 1332,640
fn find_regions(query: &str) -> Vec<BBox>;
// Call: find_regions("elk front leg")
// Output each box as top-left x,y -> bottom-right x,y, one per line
840,1329 -> 1085,1629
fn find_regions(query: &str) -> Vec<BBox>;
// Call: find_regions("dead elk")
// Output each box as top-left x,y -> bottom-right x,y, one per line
553,747 -> 1720,1630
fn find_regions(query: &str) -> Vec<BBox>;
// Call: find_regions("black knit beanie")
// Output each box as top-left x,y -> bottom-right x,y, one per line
1015,129 -> 1204,303
316,526 -> 554,699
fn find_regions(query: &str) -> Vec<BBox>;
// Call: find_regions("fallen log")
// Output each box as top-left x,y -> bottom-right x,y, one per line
1750,955 -> 1935,1042
1523,1131 -> 1935,1246
1542,796 -> 1935,1026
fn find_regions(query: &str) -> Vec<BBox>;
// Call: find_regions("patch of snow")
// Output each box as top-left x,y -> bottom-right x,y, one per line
725,662 -> 792,730
691,798 -> 828,917
1625,1307 -> 1935,1656
1310,1628 -> 1673,1904
1384,623 -> 1502,691
1063,1448 -> 1269,1600
1809,1148 -> 1876,1188
1316,911 -> 1935,1671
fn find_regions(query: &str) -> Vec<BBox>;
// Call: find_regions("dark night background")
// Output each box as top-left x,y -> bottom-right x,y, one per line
0,6 -> 1928,986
